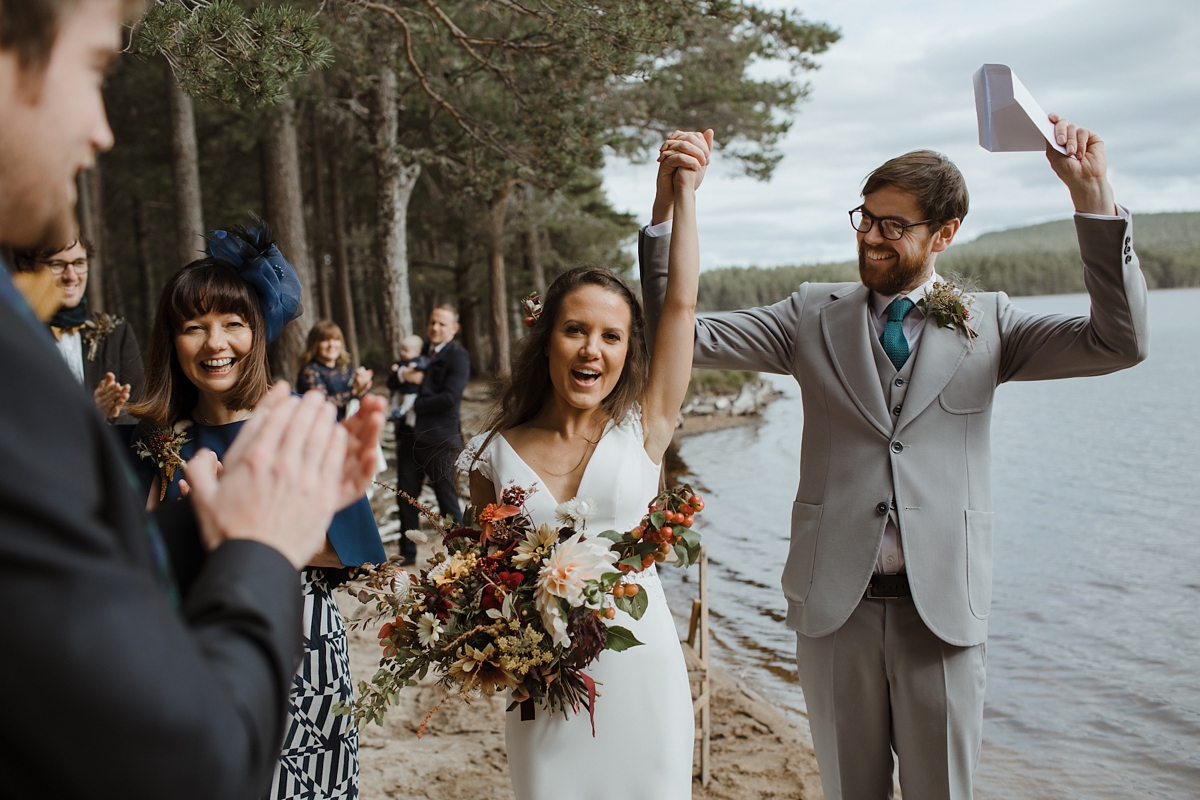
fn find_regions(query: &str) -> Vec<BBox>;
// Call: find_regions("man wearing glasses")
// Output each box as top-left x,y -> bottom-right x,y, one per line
14,236 -> 143,420
640,123 -> 1148,799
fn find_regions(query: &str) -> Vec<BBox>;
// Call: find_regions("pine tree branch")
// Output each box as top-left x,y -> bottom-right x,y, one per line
349,0 -> 526,167
418,0 -> 522,99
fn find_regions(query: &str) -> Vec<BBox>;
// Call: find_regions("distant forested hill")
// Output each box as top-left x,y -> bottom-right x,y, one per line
697,211 -> 1200,311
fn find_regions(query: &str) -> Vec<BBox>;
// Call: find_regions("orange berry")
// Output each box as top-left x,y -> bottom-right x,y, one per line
660,525 -> 673,538
625,584 -> 639,597
614,584 -> 626,598
604,607 -> 616,619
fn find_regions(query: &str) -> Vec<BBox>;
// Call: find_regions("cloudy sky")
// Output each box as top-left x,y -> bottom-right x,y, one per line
602,0 -> 1200,269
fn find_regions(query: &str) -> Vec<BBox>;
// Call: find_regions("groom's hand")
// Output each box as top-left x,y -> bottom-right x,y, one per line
1046,114 -> 1116,216
651,129 -> 715,224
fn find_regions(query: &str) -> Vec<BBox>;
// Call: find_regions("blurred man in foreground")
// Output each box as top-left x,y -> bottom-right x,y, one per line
0,2 -> 385,797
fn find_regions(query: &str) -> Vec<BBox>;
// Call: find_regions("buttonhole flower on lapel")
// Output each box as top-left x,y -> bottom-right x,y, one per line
918,275 -> 980,348
80,312 -> 124,361
133,419 -> 192,501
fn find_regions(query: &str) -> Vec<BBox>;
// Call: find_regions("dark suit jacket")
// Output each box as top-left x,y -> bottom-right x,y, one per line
81,315 -> 145,424
411,340 -> 470,448
0,267 -> 303,799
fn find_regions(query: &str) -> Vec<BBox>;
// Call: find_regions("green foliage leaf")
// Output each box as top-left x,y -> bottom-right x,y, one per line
614,587 -> 649,620
603,625 -> 644,652
649,510 -> 667,528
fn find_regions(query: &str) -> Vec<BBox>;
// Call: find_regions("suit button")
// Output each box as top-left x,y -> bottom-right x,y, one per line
894,377 -> 905,387
1124,245 -> 1131,255
1125,254 -> 1132,264
893,405 -> 902,416
891,441 -> 904,454
1125,236 -> 1131,247
876,502 -> 889,515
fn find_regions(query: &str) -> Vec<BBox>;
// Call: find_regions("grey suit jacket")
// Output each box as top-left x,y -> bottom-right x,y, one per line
640,214 -> 1149,646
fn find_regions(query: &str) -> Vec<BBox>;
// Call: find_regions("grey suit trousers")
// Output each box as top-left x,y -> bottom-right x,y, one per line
797,597 -> 986,800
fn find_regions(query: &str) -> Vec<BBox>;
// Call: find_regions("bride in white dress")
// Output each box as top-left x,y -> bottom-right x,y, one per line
457,129 -> 714,799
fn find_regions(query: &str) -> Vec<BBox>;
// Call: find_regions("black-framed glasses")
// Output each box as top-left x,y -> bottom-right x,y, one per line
849,206 -> 933,241
37,258 -> 90,275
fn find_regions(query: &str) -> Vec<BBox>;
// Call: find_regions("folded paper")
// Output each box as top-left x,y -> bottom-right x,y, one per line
973,64 -> 1067,154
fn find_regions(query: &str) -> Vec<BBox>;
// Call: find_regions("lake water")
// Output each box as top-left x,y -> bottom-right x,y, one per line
659,287 -> 1200,798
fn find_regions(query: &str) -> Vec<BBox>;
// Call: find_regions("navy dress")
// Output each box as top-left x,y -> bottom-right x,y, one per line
123,419 -> 385,800
296,361 -> 359,420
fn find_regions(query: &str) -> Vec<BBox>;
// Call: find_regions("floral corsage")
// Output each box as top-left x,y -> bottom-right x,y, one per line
134,420 -> 193,501
81,313 -> 124,361
918,277 -> 979,346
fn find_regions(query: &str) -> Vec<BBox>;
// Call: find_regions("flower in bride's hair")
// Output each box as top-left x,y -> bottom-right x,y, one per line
417,612 -> 443,648
554,497 -> 598,530
405,529 -> 428,544
512,523 -> 560,570
535,532 -> 618,648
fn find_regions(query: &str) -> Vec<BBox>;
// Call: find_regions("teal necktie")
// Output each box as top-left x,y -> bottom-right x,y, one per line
880,298 -> 915,370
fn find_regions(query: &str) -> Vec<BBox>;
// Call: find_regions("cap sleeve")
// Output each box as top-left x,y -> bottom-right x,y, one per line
616,402 -> 645,441
456,431 -> 495,482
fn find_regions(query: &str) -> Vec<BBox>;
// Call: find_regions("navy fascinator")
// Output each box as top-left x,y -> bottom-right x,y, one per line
205,220 -> 303,343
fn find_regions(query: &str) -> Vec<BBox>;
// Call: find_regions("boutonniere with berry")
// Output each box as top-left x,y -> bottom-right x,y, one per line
918,276 -> 979,346
80,312 -> 124,361
134,419 -> 192,501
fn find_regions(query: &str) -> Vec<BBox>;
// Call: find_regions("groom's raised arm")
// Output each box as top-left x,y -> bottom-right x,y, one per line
639,223 -> 804,376
996,118 -> 1149,382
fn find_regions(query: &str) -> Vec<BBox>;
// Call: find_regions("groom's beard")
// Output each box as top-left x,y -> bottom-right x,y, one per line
858,240 -> 934,297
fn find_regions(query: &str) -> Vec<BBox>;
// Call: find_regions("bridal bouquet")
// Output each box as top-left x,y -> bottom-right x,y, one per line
339,482 -> 704,733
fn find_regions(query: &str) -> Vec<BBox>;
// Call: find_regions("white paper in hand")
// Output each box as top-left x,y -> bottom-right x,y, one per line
973,64 -> 1067,154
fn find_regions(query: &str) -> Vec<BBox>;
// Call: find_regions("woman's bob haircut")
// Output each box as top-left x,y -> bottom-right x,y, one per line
128,259 -> 271,427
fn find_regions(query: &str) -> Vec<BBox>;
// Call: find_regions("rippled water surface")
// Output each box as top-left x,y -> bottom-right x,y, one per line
659,287 -> 1200,798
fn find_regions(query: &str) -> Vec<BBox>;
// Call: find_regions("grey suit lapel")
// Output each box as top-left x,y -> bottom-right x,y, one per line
821,284 -> 892,437
893,310 -> 982,434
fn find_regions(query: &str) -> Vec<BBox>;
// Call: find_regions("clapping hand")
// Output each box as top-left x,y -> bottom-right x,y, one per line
183,383 -> 347,569
93,372 -> 131,419
352,366 -> 374,396
1046,114 -> 1116,216
337,390 -> 387,509
652,129 -> 716,225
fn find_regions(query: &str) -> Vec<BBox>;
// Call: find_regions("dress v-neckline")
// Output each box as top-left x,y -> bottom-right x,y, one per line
498,423 -> 614,507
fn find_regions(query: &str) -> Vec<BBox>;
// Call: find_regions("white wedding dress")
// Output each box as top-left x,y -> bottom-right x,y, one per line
458,407 -> 694,799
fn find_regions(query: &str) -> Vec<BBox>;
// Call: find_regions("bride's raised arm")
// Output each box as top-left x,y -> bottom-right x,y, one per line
641,129 -> 714,463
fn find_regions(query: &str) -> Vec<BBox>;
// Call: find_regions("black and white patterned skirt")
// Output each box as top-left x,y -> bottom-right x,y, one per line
269,570 -> 359,799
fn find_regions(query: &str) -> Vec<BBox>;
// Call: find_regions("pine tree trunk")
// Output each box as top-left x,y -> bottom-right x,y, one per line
133,196 -> 156,341
488,184 -> 512,378
522,228 -> 546,295
454,240 -> 483,375
371,60 -> 420,361
329,147 -> 359,367
262,92 -> 315,377
310,112 -> 332,320
75,167 -> 105,313
166,66 -> 203,268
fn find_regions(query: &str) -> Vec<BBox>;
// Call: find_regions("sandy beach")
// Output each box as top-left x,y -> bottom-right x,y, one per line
351,376 -> 821,799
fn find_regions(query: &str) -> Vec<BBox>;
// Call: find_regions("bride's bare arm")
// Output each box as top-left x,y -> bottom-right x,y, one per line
641,129 -> 714,462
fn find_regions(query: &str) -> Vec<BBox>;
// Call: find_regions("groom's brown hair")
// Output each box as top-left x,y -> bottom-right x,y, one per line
0,0 -> 144,72
862,150 -> 970,227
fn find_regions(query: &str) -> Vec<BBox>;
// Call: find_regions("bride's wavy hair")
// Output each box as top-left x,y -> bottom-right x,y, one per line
472,265 -> 649,467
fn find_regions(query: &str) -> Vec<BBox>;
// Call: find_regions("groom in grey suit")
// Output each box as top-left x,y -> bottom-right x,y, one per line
642,121 -> 1148,799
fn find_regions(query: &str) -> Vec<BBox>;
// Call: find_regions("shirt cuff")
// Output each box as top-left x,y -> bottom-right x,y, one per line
643,219 -> 673,238
1075,203 -> 1128,222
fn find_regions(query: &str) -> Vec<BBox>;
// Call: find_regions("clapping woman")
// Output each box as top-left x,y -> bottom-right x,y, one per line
296,319 -> 373,420
123,222 -> 384,800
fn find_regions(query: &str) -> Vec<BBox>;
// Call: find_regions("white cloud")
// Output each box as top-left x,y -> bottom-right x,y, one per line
603,0 -> 1200,269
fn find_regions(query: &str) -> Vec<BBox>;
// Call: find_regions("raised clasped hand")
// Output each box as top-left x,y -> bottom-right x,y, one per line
652,129 -> 716,223
1046,113 -> 1115,216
